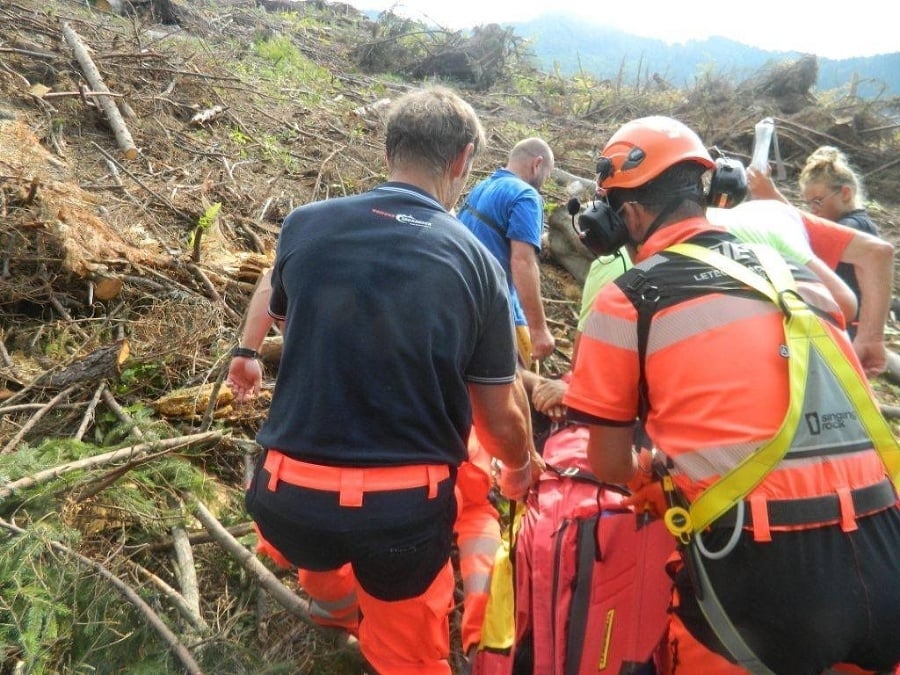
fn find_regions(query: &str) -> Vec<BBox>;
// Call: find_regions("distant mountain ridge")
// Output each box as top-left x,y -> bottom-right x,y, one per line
510,14 -> 900,98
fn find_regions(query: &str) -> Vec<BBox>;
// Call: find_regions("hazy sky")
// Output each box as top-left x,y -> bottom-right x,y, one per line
346,0 -> 897,60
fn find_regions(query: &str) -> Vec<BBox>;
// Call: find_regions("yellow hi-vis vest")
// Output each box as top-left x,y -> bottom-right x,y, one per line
665,242 -> 900,538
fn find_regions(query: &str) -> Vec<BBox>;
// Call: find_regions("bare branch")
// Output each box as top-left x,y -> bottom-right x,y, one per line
187,495 -> 363,660
0,385 -> 80,455
0,431 -> 223,500
129,559 -> 211,635
61,23 -> 138,160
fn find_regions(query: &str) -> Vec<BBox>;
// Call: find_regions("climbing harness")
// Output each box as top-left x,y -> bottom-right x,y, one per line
647,241 -> 900,673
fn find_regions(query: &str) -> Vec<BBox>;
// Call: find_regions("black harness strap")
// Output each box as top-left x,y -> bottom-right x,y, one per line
619,270 -> 660,451
565,514 -> 600,675
458,201 -> 508,240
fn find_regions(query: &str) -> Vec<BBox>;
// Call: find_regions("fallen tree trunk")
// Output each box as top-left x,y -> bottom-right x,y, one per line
550,167 -> 596,200
41,339 -> 130,389
546,203 -> 594,286
61,22 -> 138,160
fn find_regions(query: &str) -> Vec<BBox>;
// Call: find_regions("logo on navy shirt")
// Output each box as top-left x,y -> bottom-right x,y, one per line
372,208 -> 432,229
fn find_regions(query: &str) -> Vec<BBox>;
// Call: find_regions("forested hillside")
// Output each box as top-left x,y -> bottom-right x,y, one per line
512,13 -> 900,98
0,0 -> 899,672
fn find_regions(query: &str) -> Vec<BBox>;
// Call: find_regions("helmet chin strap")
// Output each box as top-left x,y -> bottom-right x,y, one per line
635,185 -> 703,246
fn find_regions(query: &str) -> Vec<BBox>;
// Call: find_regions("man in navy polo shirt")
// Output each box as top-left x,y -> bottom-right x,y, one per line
238,86 -> 541,675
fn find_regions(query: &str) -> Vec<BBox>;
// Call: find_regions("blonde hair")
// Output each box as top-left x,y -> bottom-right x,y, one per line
798,145 -> 865,208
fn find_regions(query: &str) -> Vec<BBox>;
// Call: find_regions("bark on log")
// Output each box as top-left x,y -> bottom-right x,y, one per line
61,23 -> 138,160
882,350 -> 900,387
259,336 -> 283,372
41,339 -> 130,389
171,526 -> 203,629
546,204 -> 594,286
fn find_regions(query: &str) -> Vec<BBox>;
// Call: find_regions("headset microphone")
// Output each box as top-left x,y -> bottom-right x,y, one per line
567,197 -> 630,257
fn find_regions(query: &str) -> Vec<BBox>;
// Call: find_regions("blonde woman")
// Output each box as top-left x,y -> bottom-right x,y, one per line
748,147 -> 893,370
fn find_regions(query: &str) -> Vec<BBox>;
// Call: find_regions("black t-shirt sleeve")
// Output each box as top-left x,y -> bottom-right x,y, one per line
465,281 -> 518,384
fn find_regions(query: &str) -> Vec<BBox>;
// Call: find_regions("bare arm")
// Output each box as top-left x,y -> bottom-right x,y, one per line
843,232 -> 895,376
519,367 -> 567,421
239,269 -> 276,350
227,269 -> 275,403
585,423 -> 637,484
468,378 -> 536,470
805,256 -> 858,325
510,240 -> 554,360
747,166 -> 790,204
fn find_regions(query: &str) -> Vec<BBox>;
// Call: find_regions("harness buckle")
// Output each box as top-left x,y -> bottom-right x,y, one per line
776,288 -> 806,317
664,506 -> 693,545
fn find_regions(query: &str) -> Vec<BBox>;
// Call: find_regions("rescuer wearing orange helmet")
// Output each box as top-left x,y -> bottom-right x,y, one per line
563,115 -> 900,674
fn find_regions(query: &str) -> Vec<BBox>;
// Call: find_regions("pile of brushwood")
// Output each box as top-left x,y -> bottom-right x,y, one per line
0,0 -> 899,672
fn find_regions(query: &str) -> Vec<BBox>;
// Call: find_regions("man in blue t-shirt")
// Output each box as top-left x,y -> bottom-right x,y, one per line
458,137 -> 556,368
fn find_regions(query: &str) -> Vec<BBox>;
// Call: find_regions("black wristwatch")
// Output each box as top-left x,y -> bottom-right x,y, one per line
232,346 -> 261,360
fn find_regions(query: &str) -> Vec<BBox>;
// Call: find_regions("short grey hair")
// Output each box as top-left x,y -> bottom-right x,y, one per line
384,86 -> 485,176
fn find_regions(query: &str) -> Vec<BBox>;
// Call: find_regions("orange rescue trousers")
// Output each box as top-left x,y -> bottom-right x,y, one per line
455,434 -> 502,654
252,443 -> 502,673
298,561 -> 455,675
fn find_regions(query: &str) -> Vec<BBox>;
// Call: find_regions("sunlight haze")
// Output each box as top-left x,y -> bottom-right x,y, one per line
347,0 -> 897,60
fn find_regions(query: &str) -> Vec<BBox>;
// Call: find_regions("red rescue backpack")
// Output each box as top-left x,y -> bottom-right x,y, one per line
475,424 -> 675,675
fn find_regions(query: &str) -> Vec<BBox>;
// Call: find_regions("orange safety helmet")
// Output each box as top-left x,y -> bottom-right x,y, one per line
596,116 -> 715,190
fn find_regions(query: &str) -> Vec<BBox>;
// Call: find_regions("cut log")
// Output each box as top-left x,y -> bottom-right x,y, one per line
189,104 -> 227,126
882,349 -> 900,387
92,274 -> 124,301
259,336 -> 283,372
153,382 -> 234,419
546,204 -> 594,286
61,23 -> 138,160
152,382 -> 271,421
41,339 -> 130,389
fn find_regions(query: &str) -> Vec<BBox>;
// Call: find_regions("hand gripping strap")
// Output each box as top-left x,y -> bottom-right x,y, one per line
667,243 -> 900,534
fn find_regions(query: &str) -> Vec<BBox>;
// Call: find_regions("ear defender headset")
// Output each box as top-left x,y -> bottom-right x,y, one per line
563,156 -> 628,257
707,156 -> 748,208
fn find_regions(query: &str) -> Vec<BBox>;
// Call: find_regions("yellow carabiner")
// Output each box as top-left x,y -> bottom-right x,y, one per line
664,506 -> 693,545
